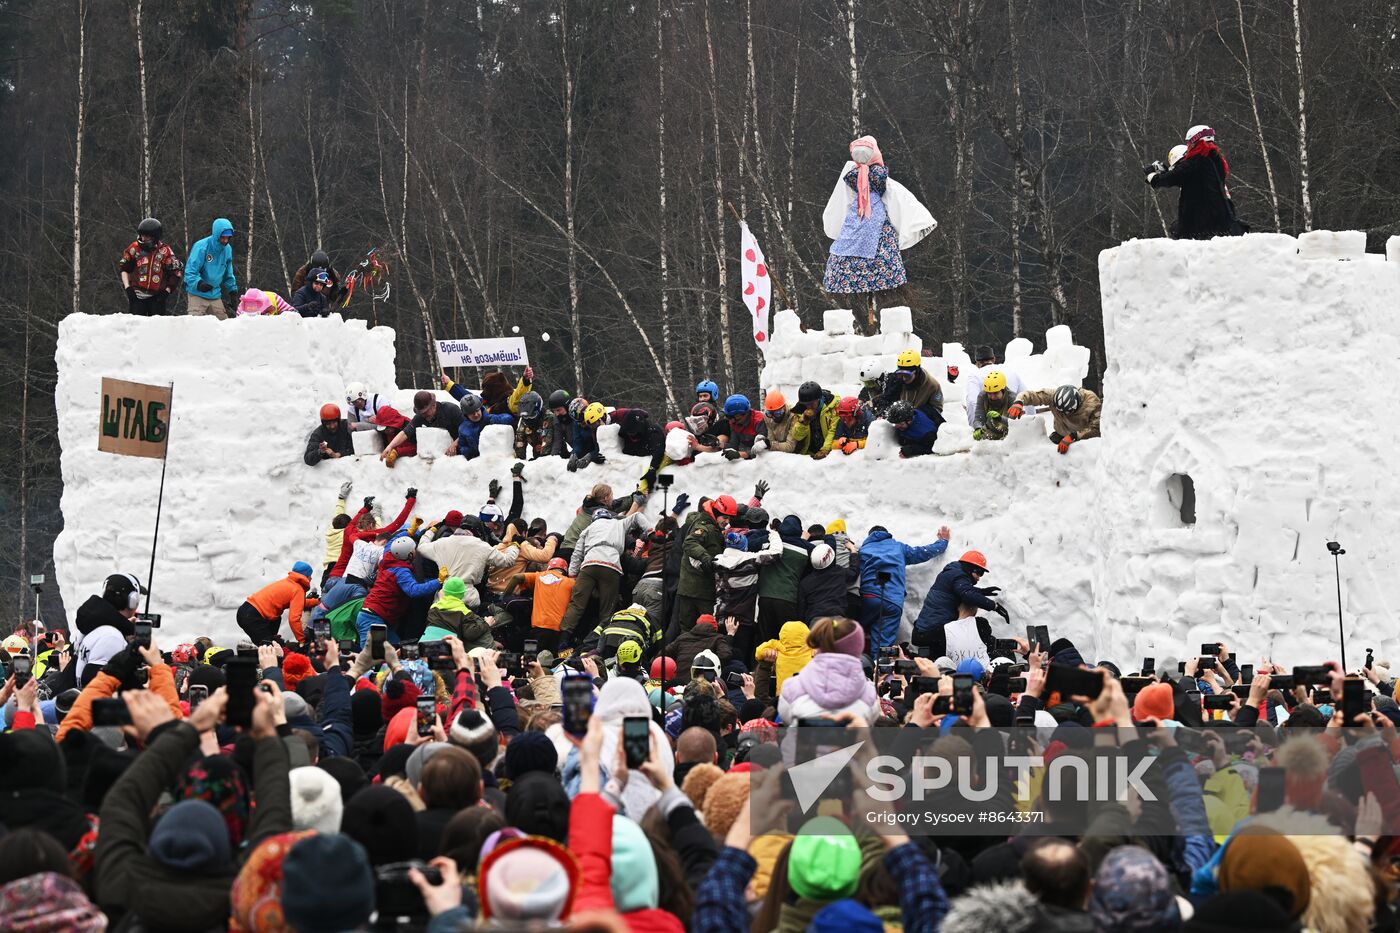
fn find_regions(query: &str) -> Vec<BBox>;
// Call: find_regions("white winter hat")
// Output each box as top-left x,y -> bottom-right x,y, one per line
288,766 -> 344,834
932,656 -> 956,674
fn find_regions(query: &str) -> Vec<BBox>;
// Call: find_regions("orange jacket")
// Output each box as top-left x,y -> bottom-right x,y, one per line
246,572 -> 319,641
55,662 -> 182,742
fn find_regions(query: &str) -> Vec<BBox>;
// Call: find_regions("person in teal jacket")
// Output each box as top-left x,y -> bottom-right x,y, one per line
183,217 -> 238,319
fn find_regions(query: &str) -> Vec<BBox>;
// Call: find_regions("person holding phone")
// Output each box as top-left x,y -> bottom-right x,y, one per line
858,524 -> 952,654
56,635 -> 181,741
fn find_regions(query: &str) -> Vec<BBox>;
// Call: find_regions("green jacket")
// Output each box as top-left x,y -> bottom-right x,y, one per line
562,509 -> 595,550
679,510 -> 724,600
790,393 -> 840,457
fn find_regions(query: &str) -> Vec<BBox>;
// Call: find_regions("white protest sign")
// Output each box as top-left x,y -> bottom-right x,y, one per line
435,337 -> 529,368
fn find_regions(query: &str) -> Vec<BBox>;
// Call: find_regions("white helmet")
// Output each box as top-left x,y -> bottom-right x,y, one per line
388,536 -> 417,560
809,542 -> 836,571
1185,124 -> 1214,143
345,382 -> 368,404
1167,144 -> 1187,168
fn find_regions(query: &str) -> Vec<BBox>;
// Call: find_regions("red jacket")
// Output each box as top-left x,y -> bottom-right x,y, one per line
360,549 -> 440,624
330,497 -> 415,579
569,793 -> 684,933
119,241 -> 181,293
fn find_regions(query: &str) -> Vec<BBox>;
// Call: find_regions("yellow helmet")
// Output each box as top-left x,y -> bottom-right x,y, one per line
983,370 -> 1007,394
895,349 -> 921,369
583,402 -> 606,426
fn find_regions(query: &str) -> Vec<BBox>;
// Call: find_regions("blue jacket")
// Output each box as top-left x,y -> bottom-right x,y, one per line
858,530 -> 948,605
456,412 -> 512,459
286,664 -> 353,759
898,408 -> 939,445
572,421 -> 598,459
183,218 -> 237,297
834,409 -> 874,442
290,283 -> 327,317
912,561 -> 998,639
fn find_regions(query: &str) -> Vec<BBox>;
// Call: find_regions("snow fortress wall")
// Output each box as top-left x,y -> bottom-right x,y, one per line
52,231 -> 1400,664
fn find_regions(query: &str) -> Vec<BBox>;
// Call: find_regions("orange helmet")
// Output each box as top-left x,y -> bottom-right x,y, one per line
763,390 -> 786,413
319,403 -> 341,421
711,495 -> 739,518
959,550 -> 988,571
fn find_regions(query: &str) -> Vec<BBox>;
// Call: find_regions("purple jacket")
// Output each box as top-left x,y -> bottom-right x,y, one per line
778,652 -> 878,722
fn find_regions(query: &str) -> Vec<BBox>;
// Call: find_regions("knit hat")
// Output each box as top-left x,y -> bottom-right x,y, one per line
788,816 -> 861,901
280,834 -> 375,933
701,772 -> 751,838
825,519 -> 847,535
341,785 -> 419,866
610,814 -> 661,911
350,689 -> 383,736
932,656 -> 957,673
283,692 -> 311,722
149,800 -> 233,873
1088,845 -> 1182,933
681,763 -> 724,809
832,622 -> 865,658
955,658 -> 985,681
444,510 -> 464,528
477,835 -> 580,922
695,614 -> 718,630
288,766 -> 344,834
381,678 -> 421,721
808,899 -> 884,933
739,718 -> 778,745
0,871 -> 106,933
615,640 -> 643,665
405,742 -> 451,788
188,664 -> 227,693
506,771 -> 571,843
443,576 -> 466,599
0,729 -> 65,792
176,754 -> 250,848
1219,827 -> 1311,919
383,707 -> 415,752
450,709 -> 500,766
503,731 -> 558,780
316,757 -> 368,805
229,830 -> 315,933
291,561 -> 314,578
282,653 -> 315,693
1132,682 -> 1176,723
1185,890 -> 1299,933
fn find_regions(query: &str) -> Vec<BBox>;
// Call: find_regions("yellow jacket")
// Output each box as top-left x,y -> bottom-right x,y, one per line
790,394 -> 841,457
507,376 -> 530,414
754,621 -> 813,693
322,495 -> 348,566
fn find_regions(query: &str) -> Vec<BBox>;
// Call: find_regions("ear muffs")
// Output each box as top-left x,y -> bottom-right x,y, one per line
107,573 -> 142,610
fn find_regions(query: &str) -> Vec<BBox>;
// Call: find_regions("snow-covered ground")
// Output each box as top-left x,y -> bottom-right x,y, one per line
52,231 -> 1400,666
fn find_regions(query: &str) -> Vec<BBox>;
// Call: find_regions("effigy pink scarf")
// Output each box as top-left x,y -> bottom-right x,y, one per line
850,136 -> 885,219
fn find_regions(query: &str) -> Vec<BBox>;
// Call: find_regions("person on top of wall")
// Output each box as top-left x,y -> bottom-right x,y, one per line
881,348 -> 945,425
964,346 -> 1026,427
790,381 -> 840,459
290,249 -> 341,302
1146,124 -> 1246,240
383,390 -> 463,461
761,391 -> 800,454
885,400 -> 939,458
119,218 -> 182,316
720,395 -> 767,462
344,382 -> 391,430
1008,385 -> 1102,454
183,217 -> 238,319
695,379 -> 721,405
452,393 -> 513,461
832,396 -> 873,455
290,270 -> 334,318
304,403 -> 354,465
972,371 -> 1014,441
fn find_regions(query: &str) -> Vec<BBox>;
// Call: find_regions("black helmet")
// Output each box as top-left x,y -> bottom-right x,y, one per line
1054,385 -> 1083,413
136,218 -> 162,240
547,389 -> 570,410
311,249 -> 330,269
797,381 -> 822,404
886,400 -> 915,425
460,394 -> 483,417
517,391 -> 544,423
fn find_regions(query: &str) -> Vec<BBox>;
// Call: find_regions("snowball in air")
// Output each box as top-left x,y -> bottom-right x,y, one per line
541,332 -> 551,342
511,325 -> 520,334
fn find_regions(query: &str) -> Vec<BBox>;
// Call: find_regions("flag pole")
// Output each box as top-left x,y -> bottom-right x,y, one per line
144,382 -> 174,614
725,201 -> 794,312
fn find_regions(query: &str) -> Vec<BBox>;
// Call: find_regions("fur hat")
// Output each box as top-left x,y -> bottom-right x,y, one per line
288,766 -> 344,834
700,772 -> 751,838
681,763 -> 725,810
282,653 -> 315,693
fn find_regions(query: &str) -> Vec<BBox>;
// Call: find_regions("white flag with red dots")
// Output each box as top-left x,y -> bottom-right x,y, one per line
740,222 -> 772,351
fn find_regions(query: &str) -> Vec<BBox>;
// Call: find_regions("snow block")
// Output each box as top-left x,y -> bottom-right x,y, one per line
1297,230 -> 1366,261
822,308 -> 855,335
1388,236 -> 1400,266
879,305 -> 913,335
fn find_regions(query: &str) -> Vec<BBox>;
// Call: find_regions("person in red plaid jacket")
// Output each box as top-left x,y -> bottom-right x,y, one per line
118,217 -> 182,315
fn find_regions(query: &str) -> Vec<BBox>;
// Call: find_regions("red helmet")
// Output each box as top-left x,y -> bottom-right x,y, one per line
319,403 -> 340,421
959,550 -> 989,571
837,396 -> 860,419
547,557 -> 568,572
711,495 -> 739,518
650,656 -> 678,681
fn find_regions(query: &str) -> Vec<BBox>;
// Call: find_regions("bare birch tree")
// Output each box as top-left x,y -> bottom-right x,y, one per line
1291,0 -> 1313,229
70,0 -> 87,316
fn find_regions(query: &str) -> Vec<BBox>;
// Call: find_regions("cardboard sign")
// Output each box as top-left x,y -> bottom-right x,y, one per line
435,337 -> 529,369
99,378 -> 172,459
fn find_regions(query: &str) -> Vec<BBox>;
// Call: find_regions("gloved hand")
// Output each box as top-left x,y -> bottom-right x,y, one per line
632,489 -> 649,506
986,410 -> 1001,421
1007,403 -> 1024,419
339,481 -> 354,498
197,282 -> 215,294
993,602 -> 1011,622
1049,431 -> 1064,444
981,585 -> 1001,597
946,365 -> 959,383
306,589 -> 320,601
590,452 -> 606,465
511,462 -> 524,477
1057,434 -> 1076,455
972,428 -> 985,441
438,566 -> 449,584
567,455 -> 580,472
1145,160 -> 1165,176
102,646 -> 142,684
383,449 -> 398,467
721,449 -> 740,461
754,480 -> 769,500
363,496 -> 376,509
488,479 -> 502,500
409,516 -> 424,533
405,487 -> 418,499
672,492 -> 691,515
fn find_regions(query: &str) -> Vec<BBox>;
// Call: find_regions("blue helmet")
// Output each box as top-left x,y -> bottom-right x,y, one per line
723,394 -> 751,418
696,379 -> 719,399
